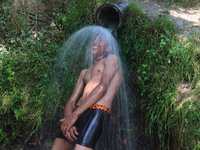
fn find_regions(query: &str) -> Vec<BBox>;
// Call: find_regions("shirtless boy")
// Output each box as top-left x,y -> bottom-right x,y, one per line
52,34 -> 122,150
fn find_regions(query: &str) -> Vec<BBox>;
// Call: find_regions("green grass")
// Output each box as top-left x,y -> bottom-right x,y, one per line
0,0 -> 199,149
0,0 -> 110,147
119,2 -> 200,149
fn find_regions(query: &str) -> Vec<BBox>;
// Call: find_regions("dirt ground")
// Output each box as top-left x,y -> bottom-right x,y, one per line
129,0 -> 200,39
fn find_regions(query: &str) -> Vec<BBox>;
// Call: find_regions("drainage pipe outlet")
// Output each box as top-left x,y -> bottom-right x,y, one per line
96,2 -> 129,30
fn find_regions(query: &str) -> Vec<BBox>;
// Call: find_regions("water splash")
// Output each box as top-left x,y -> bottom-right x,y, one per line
54,25 -> 133,150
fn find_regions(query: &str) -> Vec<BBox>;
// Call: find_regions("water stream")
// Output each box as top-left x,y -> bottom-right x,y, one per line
54,25 -> 133,150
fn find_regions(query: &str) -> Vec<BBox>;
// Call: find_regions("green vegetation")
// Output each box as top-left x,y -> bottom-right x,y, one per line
0,0 -> 199,149
119,2 -> 200,149
0,0 -> 110,147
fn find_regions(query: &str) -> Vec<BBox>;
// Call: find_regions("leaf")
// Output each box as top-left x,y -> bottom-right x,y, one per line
14,109 -> 22,121
184,118 -> 189,124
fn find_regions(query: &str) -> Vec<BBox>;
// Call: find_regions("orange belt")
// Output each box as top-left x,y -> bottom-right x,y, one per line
90,104 -> 111,114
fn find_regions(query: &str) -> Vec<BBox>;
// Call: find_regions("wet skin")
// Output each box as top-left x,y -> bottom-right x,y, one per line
52,37 -> 122,150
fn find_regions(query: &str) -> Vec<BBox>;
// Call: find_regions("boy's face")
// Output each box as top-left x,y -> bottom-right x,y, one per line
91,36 -> 108,59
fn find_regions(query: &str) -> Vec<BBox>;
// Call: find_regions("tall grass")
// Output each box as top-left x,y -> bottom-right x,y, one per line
1,0 -> 199,148
119,2 -> 200,149
0,0 -> 110,147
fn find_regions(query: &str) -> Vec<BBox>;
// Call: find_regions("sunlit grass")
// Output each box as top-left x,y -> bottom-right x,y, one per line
0,0 -> 111,147
120,2 -> 200,149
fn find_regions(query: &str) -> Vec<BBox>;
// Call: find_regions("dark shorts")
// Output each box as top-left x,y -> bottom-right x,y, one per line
56,104 -> 110,149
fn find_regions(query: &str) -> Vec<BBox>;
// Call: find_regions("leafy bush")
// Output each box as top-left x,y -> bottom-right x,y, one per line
1,0 -> 199,148
119,2 -> 200,149
0,0 -> 110,147
0,8 -> 59,145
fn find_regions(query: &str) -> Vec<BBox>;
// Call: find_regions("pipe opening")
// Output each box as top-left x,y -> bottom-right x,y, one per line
96,3 -> 128,30
97,6 -> 119,30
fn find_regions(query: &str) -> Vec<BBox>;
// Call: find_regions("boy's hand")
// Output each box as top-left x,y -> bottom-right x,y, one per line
66,126 -> 78,142
60,113 -> 78,141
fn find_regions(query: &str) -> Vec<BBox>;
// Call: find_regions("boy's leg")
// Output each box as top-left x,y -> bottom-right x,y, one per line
74,144 -> 93,150
51,138 -> 72,150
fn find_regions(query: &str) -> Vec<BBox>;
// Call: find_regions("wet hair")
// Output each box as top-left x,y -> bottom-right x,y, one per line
93,33 -> 111,49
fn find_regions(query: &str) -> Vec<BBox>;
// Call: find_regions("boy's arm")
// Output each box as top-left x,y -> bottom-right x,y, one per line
63,69 -> 87,117
61,55 -> 121,134
60,69 -> 87,141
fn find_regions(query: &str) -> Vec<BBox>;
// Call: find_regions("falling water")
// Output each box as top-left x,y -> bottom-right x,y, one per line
54,25 -> 133,150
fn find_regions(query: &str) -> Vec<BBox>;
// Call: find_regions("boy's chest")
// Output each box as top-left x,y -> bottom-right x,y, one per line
84,60 -> 105,83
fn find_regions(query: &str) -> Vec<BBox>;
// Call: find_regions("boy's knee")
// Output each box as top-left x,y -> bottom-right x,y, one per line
52,138 -> 72,150
74,144 -> 93,150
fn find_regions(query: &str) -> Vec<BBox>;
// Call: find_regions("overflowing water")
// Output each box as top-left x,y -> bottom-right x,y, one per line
54,25 -> 133,150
